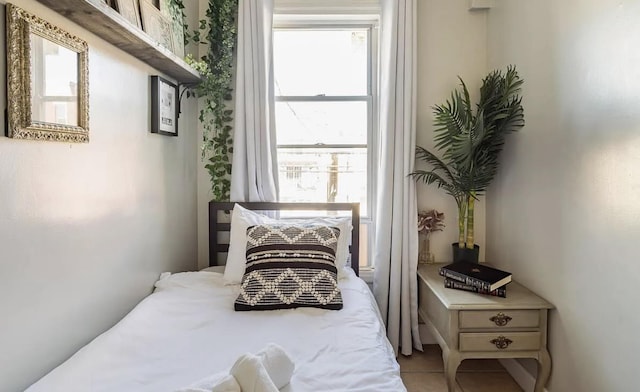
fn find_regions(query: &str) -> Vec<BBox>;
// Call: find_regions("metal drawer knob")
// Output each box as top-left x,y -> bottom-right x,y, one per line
490,336 -> 513,349
490,312 -> 512,326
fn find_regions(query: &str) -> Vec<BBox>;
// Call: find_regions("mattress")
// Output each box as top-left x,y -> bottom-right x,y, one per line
27,268 -> 406,392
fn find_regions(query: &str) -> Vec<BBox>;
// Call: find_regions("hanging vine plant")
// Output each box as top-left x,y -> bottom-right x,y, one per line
169,0 -> 238,202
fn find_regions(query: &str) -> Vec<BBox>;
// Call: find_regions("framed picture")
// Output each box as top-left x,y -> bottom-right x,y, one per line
114,0 -> 142,28
151,76 -> 178,136
160,0 -> 185,58
140,0 -> 174,52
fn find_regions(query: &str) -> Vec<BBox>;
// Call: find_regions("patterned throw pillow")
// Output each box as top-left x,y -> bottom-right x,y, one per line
234,224 -> 343,311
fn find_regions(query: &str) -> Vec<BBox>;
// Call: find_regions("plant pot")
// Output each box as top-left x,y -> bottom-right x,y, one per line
451,243 -> 480,263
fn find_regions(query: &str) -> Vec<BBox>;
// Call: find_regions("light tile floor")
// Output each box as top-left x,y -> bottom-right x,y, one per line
398,345 -> 523,392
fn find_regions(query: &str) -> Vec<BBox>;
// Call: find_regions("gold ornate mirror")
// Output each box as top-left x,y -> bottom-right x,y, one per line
6,4 -> 89,142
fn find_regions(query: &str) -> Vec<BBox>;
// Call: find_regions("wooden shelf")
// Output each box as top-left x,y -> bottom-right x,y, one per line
34,0 -> 201,84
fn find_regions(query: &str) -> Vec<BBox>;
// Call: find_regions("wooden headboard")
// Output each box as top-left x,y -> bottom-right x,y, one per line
209,202 -> 360,276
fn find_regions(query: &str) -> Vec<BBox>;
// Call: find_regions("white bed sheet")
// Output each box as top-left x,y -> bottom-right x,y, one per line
27,269 -> 406,392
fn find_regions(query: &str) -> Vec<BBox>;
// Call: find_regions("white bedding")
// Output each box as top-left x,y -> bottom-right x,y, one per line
27,269 -> 406,392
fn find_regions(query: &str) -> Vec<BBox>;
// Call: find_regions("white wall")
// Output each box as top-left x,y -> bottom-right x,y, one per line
416,0 -> 488,263
0,1 -> 199,391
486,0 -> 640,391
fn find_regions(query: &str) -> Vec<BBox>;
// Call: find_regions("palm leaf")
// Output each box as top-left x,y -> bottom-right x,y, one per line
414,146 -> 456,183
411,147 -> 469,202
432,97 -> 464,151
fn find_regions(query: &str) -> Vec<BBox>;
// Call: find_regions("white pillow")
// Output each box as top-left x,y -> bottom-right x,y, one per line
223,204 -> 273,284
223,204 -> 354,285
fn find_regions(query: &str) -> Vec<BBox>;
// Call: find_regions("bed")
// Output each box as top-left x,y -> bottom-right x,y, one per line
27,202 -> 406,392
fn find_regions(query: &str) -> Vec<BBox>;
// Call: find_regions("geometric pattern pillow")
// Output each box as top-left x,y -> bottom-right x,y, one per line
234,224 -> 343,311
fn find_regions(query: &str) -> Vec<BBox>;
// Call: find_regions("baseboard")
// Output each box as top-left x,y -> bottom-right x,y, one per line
499,359 -> 549,392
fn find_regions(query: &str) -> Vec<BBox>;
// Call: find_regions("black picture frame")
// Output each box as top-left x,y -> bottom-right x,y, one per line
151,75 -> 178,136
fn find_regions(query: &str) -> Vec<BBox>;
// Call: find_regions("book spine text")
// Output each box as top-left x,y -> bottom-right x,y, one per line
444,278 -> 506,297
439,268 -> 492,291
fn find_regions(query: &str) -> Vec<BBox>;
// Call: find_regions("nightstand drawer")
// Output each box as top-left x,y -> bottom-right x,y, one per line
459,310 -> 539,329
459,332 -> 541,352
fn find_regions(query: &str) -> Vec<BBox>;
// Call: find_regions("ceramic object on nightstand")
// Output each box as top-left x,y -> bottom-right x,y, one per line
419,233 -> 435,264
452,243 -> 479,263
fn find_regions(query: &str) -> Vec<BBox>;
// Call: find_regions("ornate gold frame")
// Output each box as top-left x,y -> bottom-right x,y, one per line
6,4 -> 89,143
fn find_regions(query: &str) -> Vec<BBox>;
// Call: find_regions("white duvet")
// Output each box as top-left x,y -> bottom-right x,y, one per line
27,269 -> 406,392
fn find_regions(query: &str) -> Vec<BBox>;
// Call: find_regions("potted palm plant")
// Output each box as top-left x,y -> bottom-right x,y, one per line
411,66 -> 525,263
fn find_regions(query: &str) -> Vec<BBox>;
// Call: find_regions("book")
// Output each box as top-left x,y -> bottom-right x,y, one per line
444,278 -> 507,298
439,261 -> 512,291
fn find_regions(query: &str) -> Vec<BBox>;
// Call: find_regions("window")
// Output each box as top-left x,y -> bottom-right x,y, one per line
273,21 -> 378,267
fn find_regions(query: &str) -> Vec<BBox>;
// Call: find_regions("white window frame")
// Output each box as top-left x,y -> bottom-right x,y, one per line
273,18 -> 379,270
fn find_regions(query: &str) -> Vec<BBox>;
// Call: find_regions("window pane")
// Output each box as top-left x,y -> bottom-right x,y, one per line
274,30 -> 368,96
277,147 -> 367,213
275,101 -> 367,145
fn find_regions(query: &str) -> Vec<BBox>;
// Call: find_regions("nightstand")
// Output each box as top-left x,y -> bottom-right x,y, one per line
417,264 -> 554,392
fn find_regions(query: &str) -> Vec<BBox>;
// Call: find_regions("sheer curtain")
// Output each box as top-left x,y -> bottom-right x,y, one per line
230,0 -> 279,202
372,0 -> 421,356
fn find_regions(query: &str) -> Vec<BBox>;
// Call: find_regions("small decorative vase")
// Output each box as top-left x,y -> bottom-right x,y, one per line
419,233 -> 434,264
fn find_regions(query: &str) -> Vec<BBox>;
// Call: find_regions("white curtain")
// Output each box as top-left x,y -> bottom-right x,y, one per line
372,0 -> 421,356
230,0 -> 279,202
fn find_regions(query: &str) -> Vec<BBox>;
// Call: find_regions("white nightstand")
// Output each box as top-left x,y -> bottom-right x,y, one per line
417,264 -> 554,392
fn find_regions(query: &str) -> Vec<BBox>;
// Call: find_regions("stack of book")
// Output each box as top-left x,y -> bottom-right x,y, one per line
439,261 -> 512,298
